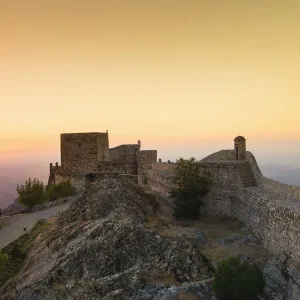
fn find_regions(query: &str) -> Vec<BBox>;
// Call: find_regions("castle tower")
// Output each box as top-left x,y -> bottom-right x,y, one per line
234,136 -> 246,160
97,131 -> 110,162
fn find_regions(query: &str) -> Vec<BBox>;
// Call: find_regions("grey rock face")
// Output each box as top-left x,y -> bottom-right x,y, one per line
195,230 -> 207,245
2,179 -> 212,300
127,282 -> 212,300
217,235 -> 241,245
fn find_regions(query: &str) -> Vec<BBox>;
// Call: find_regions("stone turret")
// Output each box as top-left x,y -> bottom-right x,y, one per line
234,136 -> 246,160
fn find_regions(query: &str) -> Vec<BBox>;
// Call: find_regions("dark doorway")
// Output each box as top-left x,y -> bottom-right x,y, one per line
235,145 -> 239,160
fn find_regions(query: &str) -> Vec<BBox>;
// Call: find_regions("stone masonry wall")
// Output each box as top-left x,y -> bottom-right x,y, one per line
137,150 -> 158,176
96,132 -> 110,162
200,150 -> 235,162
85,173 -> 139,186
233,187 -> 300,261
198,162 -> 242,216
109,145 -> 139,162
261,177 -> 300,201
54,174 -> 86,189
146,161 -> 241,214
97,161 -> 137,174
245,151 -> 300,201
61,132 -> 109,174
147,165 -> 174,198
147,157 -> 300,262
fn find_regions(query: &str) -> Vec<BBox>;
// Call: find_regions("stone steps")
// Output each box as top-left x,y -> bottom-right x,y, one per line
238,162 -> 257,187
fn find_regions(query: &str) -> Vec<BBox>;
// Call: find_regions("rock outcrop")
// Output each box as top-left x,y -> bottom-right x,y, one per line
1,178 -> 213,300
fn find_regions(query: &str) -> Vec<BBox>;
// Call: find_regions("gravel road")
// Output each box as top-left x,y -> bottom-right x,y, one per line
0,202 -> 71,248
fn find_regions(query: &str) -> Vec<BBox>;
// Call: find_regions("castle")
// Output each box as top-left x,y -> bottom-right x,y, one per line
49,132 -> 300,259
47,131 -> 300,299
49,131 -> 300,297
48,131 -> 157,187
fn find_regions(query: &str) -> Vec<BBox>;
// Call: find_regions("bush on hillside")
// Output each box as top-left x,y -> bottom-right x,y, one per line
16,178 -> 47,208
17,178 -> 76,208
0,251 -> 8,271
46,181 -> 76,201
170,157 -> 210,220
0,219 -> 54,289
213,256 -> 265,300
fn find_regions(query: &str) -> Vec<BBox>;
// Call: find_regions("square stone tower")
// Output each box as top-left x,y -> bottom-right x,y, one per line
61,131 -> 109,174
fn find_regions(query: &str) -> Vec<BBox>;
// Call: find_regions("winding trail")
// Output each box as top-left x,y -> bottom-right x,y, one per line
0,202 -> 71,248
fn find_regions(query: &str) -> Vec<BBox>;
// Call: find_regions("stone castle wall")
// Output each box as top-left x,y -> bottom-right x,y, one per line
233,187 -> 300,261
146,160 -> 242,214
109,144 -> 140,162
145,154 -> 300,263
97,161 -> 137,174
147,169 -> 174,198
245,151 -> 300,201
198,162 -> 242,216
50,132 -> 157,188
61,132 -> 109,174
54,173 -> 86,189
261,177 -> 300,201
137,150 -> 158,176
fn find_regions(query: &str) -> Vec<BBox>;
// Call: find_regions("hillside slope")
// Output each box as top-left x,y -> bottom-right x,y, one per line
1,178 -> 213,300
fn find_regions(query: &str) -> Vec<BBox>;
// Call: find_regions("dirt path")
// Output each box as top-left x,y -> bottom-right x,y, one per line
0,202 -> 71,248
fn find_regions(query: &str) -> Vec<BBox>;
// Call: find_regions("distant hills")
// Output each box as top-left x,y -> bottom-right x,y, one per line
0,163 -> 49,209
260,164 -> 300,186
0,175 -> 18,209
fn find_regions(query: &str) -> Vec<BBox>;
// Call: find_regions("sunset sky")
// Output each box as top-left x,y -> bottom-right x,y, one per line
1,0 -> 300,169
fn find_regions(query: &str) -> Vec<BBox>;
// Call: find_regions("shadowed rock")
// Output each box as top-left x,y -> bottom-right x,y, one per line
2,178 -> 212,300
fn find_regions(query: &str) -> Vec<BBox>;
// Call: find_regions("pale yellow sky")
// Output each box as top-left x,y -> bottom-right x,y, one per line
1,0 -> 300,161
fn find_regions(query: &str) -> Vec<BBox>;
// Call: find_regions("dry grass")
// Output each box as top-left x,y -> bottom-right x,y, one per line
0,217 -> 57,289
143,270 -> 179,285
144,191 -> 273,267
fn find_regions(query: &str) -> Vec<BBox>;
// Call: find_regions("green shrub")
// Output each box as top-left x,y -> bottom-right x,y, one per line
213,256 -> 265,300
16,178 -> 47,208
170,157 -> 210,220
46,181 -> 76,202
0,251 -> 8,271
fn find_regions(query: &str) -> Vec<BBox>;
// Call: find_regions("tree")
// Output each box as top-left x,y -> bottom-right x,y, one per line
16,178 -> 47,208
170,157 -> 210,220
213,256 -> 265,300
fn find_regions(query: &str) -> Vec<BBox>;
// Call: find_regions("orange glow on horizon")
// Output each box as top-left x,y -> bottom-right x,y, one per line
0,0 -> 300,160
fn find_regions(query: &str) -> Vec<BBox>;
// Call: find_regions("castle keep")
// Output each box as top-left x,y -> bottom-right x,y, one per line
48,131 -> 157,187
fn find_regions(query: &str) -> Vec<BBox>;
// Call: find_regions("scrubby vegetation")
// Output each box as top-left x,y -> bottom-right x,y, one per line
45,181 -> 76,202
0,219 -> 55,288
213,256 -> 265,300
17,178 -> 76,207
170,157 -> 211,220
0,251 -> 8,271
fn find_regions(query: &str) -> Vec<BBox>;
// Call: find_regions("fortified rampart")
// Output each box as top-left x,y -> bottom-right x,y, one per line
48,132 -> 300,299
144,138 -> 300,263
144,137 -> 300,298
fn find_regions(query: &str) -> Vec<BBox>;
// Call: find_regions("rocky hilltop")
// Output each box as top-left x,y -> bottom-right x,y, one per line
1,178 -> 213,300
